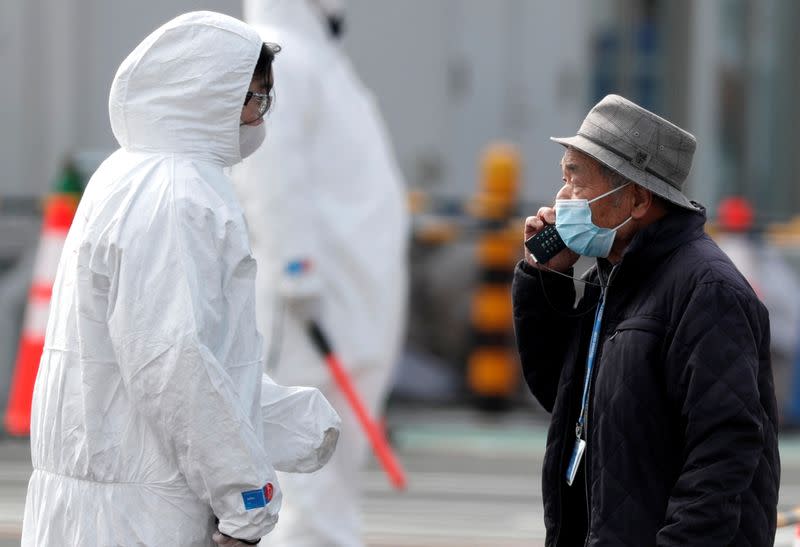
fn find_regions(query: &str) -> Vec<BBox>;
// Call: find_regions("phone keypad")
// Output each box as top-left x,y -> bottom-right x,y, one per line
525,225 -> 566,263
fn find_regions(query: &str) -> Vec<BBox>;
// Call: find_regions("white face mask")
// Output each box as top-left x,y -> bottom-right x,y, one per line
555,183 -> 632,258
239,124 -> 265,160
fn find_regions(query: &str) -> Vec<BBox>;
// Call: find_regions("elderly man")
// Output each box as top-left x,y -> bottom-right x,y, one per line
513,94 -> 779,546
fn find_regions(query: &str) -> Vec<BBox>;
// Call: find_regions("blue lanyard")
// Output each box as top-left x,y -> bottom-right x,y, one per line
575,289 -> 606,440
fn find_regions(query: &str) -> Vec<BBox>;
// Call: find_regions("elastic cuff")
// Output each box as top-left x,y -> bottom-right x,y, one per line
285,258 -> 313,276
220,532 -> 260,545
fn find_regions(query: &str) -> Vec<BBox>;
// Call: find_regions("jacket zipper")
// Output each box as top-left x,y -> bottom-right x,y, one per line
553,304 -> 595,547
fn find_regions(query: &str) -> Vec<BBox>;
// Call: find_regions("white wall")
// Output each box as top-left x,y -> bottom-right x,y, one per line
0,0 -> 590,209
344,0 -> 590,204
687,0 -> 721,210
0,0 -> 242,198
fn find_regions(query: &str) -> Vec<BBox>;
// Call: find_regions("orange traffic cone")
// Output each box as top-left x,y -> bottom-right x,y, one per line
5,176 -> 80,436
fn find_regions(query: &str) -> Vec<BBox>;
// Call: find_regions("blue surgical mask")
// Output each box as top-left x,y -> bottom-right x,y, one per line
555,184 -> 632,258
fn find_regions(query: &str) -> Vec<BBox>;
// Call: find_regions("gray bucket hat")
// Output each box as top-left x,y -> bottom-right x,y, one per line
551,94 -> 698,210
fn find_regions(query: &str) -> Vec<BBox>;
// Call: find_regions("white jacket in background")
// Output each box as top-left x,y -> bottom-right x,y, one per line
22,11 -> 338,547
234,2 -> 408,545
234,0 -> 409,387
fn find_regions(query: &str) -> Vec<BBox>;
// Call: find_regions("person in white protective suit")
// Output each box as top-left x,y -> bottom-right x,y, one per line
233,1 -> 409,545
21,11 -> 340,547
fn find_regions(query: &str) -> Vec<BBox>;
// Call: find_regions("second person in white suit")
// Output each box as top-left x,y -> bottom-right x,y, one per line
233,0 -> 410,545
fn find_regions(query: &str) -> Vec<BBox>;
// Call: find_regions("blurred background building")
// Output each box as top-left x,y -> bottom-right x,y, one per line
4,1 -> 800,544
4,0 -> 800,211
2,0 -> 800,411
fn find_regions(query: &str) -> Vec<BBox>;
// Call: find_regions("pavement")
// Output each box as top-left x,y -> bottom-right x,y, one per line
0,405 -> 799,546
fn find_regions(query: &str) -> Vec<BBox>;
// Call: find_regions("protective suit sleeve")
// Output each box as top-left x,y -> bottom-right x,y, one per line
260,374 -> 341,472
656,281 -> 772,546
237,43 -> 323,301
107,191 -> 280,542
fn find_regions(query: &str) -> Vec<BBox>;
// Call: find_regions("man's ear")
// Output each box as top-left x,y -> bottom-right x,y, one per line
630,184 -> 653,220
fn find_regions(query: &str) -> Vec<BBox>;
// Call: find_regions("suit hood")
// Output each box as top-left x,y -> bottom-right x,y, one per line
244,0 -> 330,44
109,11 -> 262,166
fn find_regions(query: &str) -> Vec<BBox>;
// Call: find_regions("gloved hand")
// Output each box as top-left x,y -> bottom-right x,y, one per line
280,257 -> 321,323
212,530 -> 260,546
285,293 -> 321,324
260,375 -> 341,472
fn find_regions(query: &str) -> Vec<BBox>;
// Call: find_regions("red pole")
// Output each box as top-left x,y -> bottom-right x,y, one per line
307,321 -> 407,491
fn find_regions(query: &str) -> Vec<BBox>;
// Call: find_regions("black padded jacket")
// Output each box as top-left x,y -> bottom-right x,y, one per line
512,207 -> 779,546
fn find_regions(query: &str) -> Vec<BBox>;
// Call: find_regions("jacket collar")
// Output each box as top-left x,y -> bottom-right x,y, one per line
589,202 -> 707,291
622,202 -> 707,265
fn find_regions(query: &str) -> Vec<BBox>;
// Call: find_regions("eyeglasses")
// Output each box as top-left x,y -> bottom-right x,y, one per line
243,91 -> 272,122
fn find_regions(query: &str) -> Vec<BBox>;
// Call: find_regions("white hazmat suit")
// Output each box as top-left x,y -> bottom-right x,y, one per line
22,11 -> 339,546
233,1 -> 409,545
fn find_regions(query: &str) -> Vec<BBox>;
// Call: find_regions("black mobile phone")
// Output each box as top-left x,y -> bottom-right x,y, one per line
525,224 -> 567,264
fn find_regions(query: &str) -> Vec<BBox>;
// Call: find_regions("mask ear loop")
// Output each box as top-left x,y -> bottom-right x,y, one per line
586,182 -> 631,204
530,184 -> 626,317
532,261 -> 605,319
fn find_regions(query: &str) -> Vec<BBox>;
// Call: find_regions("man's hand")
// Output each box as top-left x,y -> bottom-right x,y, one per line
524,207 -> 579,272
212,530 -> 260,546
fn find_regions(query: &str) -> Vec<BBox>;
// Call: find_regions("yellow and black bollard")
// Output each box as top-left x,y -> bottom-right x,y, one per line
466,143 -> 521,410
